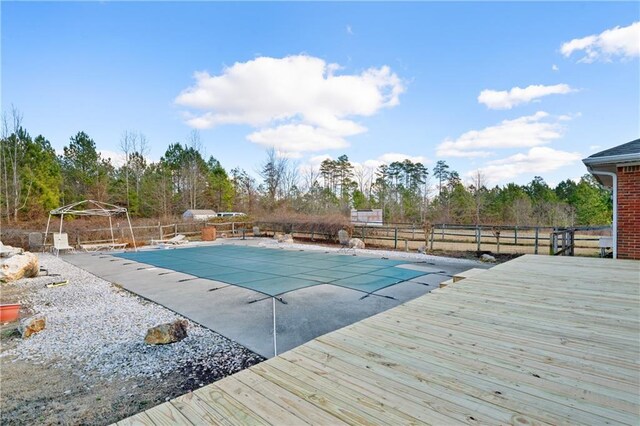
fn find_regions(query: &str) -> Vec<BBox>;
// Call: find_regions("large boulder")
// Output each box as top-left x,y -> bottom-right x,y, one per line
144,319 -> 188,345
252,226 -> 261,237
1,252 -> 39,283
20,316 -> 46,339
349,238 -> 365,249
417,245 -> 427,254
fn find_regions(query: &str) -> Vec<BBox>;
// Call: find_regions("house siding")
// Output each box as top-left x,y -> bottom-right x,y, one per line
617,165 -> 640,260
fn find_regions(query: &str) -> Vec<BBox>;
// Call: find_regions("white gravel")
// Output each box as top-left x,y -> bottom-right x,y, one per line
2,254 -> 261,381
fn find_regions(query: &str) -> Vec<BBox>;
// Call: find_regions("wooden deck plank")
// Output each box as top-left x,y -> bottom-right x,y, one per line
371,313 -> 639,387
144,402 -> 194,425
116,412 -> 155,426
235,370 -> 350,426
170,392 -> 234,426
119,254 -> 640,425
322,330 -> 636,425
355,320 -> 639,412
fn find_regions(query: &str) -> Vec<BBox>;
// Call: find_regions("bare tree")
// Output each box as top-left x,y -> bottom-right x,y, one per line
120,131 -> 136,208
185,130 -> 203,209
259,148 -> 288,205
1,106 -> 27,222
121,131 -> 150,210
469,169 -> 487,225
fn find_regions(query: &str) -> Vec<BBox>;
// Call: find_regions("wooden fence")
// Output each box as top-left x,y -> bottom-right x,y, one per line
7,220 -> 611,258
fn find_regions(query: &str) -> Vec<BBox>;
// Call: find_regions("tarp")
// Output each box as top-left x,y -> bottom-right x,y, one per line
115,245 -> 430,297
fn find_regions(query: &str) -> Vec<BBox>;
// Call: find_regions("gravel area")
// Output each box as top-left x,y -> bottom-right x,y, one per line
2,253 -> 263,382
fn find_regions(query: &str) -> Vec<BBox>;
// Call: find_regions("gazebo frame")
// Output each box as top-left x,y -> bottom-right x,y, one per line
44,200 -> 137,252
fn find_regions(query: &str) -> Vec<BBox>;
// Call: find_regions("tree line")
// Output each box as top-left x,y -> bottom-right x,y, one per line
0,107 -> 611,227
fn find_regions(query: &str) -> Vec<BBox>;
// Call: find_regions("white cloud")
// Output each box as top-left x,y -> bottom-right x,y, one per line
346,25 -> 354,35
561,21 -> 640,63
478,84 -> 575,109
175,55 -> 404,156
436,111 -> 567,158
589,144 -> 602,151
552,64 -> 559,71
99,150 -> 126,167
468,147 -> 582,184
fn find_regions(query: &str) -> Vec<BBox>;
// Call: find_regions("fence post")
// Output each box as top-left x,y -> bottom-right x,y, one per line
496,231 -> 500,254
441,224 -> 445,240
534,227 -> 539,254
394,227 -> 398,249
404,239 -> 408,252
412,224 -> 415,240
514,226 -> 518,245
476,225 -> 481,252
430,226 -> 435,251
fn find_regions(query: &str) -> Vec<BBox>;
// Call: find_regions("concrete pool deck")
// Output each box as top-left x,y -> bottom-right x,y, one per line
64,239 -> 486,358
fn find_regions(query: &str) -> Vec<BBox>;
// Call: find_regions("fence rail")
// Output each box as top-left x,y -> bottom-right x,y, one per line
4,220 -> 611,257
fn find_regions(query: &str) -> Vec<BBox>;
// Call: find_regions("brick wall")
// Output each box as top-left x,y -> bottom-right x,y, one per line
617,165 -> 640,260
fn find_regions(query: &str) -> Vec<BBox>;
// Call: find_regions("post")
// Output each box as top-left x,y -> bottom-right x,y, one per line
441,224 -> 445,240
496,231 -> 500,254
429,226 -> 435,250
126,211 -> 137,251
514,226 -> 518,245
404,239 -> 408,252
534,227 -> 539,254
412,224 -> 415,240
43,214 -> 52,253
272,297 -> 278,357
109,216 -> 115,244
476,225 -> 481,252
232,222 -> 235,235
394,227 -> 398,249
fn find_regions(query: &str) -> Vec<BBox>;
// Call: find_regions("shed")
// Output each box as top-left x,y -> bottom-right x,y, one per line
182,209 -> 217,221
583,138 -> 640,259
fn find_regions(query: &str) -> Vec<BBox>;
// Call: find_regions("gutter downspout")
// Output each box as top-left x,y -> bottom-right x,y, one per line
588,167 -> 617,259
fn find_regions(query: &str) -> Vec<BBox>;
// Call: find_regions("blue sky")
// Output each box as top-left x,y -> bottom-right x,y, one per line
2,2 -> 639,187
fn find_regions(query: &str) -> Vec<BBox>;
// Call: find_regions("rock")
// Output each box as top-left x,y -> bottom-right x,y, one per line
1,252 -> 39,282
349,238 -> 365,249
417,245 -> 427,254
252,226 -> 261,237
481,253 -> 497,263
0,243 -> 23,258
274,233 -> 293,243
144,319 -> 188,345
20,316 -> 46,339
338,230 -> 350,245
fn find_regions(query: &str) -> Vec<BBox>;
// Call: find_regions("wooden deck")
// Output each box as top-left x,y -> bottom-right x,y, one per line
118,255 -> 640,425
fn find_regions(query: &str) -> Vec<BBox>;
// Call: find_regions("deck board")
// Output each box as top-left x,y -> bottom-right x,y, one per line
124,255 -> 640,425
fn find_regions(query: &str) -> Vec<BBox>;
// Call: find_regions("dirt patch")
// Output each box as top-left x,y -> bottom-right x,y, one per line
0,254 -> 265,425
1,324 -> 263,425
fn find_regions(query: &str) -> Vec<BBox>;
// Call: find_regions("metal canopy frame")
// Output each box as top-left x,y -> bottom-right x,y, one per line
44,200 -> 137,253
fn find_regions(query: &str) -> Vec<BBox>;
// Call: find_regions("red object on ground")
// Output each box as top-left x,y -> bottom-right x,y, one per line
0,304 -> 21,322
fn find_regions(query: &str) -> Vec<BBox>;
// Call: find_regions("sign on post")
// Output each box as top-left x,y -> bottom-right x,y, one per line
350,209 -> 383,226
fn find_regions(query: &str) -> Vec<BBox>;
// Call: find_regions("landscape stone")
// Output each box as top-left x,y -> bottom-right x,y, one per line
481,253 -> 497,262
144,319 -> 189,345
1,252 -> 39,283
349,238 -> 365,249
20,316 -> 46,339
